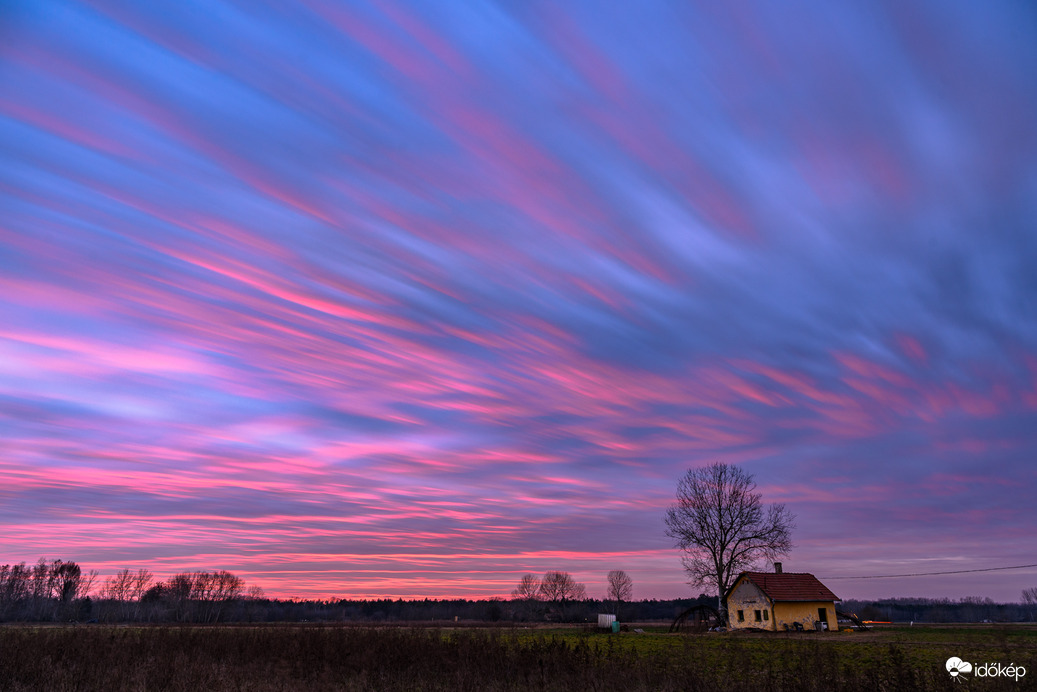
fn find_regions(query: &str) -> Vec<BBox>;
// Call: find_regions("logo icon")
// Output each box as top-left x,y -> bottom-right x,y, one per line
946,657 -> 973,680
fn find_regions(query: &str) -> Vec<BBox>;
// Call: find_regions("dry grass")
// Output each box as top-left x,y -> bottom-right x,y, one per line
0,623 -> 1031,691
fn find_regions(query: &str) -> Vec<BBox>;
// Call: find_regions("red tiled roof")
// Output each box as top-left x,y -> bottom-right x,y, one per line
735,572 -> 839,602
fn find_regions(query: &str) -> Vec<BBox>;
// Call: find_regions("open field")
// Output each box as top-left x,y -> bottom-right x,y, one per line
0,623 -> 1033,691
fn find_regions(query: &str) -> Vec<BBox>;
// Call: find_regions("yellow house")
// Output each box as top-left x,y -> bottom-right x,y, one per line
724,564 -> 839,632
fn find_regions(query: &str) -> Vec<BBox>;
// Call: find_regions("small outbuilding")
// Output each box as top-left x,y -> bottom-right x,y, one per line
724,563 -> 839,632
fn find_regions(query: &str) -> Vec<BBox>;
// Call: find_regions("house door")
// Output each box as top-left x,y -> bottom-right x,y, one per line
817,607 -> 828,629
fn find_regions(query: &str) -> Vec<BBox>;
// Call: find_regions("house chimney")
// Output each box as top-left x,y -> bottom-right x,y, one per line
774,562 -> 782,574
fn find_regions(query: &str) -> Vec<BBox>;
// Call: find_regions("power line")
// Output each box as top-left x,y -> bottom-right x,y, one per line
823,563 -> 1037,580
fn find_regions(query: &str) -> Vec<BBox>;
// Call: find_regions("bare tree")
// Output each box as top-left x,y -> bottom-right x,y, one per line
203,570 -> 244,623
127,569 -> 153,621
0,563 -> 31,620
166,573 -> 194,622
511,574 -> 542,620
511,574 -> 542,601
606,570 -> 633,615
51,561 -> 81,603
539,571 -> 587,602
187,571 -> 237,623
82,569 -> 99,599
538,571 -> 587,622
50,560 -> 88,620
101,569 -> 138,621
664,462 -> 794,623
29,558 -> 56,619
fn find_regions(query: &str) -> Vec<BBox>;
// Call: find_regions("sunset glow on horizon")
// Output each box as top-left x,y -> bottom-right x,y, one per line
2,0 -> 1036,602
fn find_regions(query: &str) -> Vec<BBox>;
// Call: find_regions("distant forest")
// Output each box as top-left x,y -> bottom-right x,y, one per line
2,558 -> 1034,624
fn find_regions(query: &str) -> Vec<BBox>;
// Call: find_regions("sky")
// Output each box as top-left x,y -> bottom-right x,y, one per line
1,0 -> 1036,603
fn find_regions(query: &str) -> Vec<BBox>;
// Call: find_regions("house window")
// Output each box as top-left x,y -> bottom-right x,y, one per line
763,610 -> 769,621
737,610 -> 744,622
754,610 -> 761,622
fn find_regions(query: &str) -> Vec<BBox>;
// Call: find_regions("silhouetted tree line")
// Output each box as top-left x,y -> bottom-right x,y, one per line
232,595 -> 714,624
0,559 -> 255,624
842,596 -> 1036,624
0,559 -> 95,621
219,592 -> 1037,625
0,559 -> 711,623
3,559 -> 1034,623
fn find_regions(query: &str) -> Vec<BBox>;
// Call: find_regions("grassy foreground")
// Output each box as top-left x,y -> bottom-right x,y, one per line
0,624 -> 1033,691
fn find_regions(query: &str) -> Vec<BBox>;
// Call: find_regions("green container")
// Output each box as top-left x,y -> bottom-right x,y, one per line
611,621 -> 620,633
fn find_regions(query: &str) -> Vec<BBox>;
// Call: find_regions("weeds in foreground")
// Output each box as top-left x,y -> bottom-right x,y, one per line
0,625 -> 1026,691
